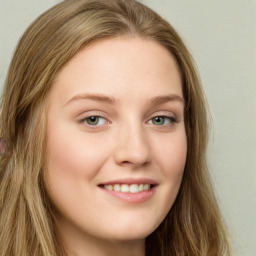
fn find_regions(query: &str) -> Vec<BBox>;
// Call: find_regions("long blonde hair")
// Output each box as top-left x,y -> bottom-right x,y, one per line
0,0 -> 231,255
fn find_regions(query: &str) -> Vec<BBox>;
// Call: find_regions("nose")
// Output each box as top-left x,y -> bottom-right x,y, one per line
113,124 -> 151,168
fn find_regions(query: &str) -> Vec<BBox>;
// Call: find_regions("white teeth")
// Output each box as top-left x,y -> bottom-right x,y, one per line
143,184 -> 150,190
105,185 -> 113,191
113,184 -> 121,192
121,184 -> 129,193
103,184 -> 151,193
130,184 -> 139,193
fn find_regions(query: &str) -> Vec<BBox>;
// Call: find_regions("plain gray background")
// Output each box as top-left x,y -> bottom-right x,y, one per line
0,0 -> 255,255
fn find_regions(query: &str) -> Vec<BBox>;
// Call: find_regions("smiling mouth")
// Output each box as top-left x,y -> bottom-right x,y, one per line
99,183 -> 156,193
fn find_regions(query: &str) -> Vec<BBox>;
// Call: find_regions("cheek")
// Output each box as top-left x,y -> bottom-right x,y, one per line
154,129 -> 187,201
157,129 -> 187,176
46,123 -> 109,181
167,139 -> 187,175
44,127 -> 109,216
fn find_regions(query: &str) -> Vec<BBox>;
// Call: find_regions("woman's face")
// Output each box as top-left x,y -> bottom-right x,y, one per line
45,37 -> 187,244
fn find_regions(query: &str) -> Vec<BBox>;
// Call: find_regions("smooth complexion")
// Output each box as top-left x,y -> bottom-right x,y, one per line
45,37 -> 187,256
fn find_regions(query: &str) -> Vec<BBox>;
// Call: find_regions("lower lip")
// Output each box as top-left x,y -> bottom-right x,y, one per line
99,186 -> 156,203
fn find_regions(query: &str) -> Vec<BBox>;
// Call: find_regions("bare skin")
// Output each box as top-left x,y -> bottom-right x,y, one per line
45,36 -> 187,256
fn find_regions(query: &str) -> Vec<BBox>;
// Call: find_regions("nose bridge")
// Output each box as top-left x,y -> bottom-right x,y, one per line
114,117 -> 151,167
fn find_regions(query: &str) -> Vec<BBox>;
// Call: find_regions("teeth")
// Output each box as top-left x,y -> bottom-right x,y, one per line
121,184 -> 129,193
104,184 -> 151,193
105,185 -> 113,191
130,184 -> 139,193
143,184 -> 150,190
113,184 -> 121,192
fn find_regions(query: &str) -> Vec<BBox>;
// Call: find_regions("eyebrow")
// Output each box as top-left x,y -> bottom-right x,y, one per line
64,93 -> 116,107
147,95 -> 184,106
64,93 -> 184,107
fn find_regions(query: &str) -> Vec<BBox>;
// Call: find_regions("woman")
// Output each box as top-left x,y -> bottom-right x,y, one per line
0,0 -> 231,255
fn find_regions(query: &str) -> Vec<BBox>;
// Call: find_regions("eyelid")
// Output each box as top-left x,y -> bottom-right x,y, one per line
83,116 -> 108,125
147,115 -> 176,124
78,110 -> 109,120
147,110 -> 176,120
77,110 -> 180,131
78,111 -> 111,129
146,110 -> 178,129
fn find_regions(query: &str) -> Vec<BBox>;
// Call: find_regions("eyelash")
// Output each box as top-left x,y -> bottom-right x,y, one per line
80,116 -> 109,128
80,115 -> 177,129
148,116 -> 177,126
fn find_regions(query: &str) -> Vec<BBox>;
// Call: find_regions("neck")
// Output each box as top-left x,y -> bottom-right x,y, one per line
63,235 -> 145,256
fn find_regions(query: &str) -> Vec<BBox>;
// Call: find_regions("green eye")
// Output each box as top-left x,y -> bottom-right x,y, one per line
152,116 -> 165,125
150,116 -> 176,126
86,116 -> 99,125
84,116 -> 107,126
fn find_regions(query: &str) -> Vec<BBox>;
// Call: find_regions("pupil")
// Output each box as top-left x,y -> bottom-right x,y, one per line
88,116 -> 98,124
154,116 -> 163,125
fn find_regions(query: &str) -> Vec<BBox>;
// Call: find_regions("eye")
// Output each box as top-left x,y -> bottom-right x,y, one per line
149,116 -> 176,126
82,116 -> 108,126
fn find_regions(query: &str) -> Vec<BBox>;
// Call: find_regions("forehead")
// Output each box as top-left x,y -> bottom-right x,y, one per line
49,36 -> 183,104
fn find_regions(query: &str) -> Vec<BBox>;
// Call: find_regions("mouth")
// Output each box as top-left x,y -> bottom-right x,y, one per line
97,178 -> 157,203
98,183 -> 156,193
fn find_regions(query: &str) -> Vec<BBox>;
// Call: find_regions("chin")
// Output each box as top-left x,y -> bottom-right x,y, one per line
102,219 -> 160,242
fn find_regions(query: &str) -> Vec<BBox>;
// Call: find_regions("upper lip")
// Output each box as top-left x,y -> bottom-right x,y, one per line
98,177 -> 158,186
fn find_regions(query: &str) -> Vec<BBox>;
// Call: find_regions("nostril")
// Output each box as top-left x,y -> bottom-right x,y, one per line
119,160 -> 150,168
121,161 -> 132,165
